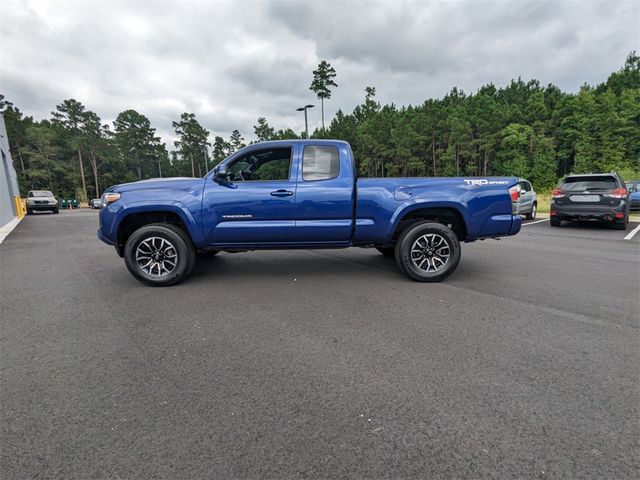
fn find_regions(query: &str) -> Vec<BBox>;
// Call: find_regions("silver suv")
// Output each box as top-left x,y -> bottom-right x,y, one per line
517,179 -> 537,220
26,190 -> 59,214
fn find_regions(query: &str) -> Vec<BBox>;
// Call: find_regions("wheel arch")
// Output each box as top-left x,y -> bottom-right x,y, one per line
115,208 -> 194,257
390,205 -> 468,244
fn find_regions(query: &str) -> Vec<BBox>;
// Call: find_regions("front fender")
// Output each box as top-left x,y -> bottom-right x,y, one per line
104,201 -> 204,245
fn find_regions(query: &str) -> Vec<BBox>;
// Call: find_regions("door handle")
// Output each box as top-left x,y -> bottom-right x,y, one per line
270,190 -> 293,197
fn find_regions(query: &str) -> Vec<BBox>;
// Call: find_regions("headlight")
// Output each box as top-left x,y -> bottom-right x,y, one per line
102,192 -> 121,207
26,199 -> 35,205
49,199 -> 57,204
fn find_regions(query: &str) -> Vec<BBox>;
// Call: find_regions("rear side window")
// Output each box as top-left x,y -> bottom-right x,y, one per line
561,176 -> 617,191
302,146 -> 340,181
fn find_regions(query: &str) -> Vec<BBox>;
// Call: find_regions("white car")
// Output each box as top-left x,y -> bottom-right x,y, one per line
26,190 -> 59,214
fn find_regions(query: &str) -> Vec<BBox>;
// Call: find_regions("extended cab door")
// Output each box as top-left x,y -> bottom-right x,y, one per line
293,143 -> 355,243
202,145 -> 299,245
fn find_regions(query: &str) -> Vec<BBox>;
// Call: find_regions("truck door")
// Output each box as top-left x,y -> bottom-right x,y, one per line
202,145 -> 298,245
293,144 -> 354,243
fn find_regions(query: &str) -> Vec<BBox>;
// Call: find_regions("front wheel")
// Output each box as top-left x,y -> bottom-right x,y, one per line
394,221 -> 461,282
123,223 -> 196,286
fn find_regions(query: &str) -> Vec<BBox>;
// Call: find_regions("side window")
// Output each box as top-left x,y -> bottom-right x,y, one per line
519,181 -> 529,192
303,145 -> 340,181
525,181 -> 533,192
227,148 -> 292,182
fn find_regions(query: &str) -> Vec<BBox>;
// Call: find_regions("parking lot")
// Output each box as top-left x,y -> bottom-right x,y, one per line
1,210 -> 639,479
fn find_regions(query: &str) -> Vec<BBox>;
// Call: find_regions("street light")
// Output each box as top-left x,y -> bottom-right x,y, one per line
296,104 -> 314,139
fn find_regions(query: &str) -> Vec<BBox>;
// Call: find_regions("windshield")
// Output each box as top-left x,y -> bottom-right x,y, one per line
560,176 -> 617,192
28,191 -> 54,197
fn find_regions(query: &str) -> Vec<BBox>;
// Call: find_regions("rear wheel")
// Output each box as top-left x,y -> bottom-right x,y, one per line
613,217 -> 628,230
525,203 -> 537,220
376,247 -> 395,258
550,218 -> 561,227
124,223 -> 196,286
394,221 -> 461,282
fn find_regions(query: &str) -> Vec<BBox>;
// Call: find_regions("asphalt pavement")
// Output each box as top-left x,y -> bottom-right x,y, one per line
1,210 -> 639,479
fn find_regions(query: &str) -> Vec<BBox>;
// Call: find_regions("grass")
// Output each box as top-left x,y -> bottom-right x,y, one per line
535,191 -> 552,213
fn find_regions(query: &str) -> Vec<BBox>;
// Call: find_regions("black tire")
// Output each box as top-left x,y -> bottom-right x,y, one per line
123,223 -> 196,286
550,218 -> 561,227
197,249 -> 220,257
394,221 -> 461,282
525,203 -> 537,220
376,247 -> 395,258
26,208 -> 32,215
53,207 -> 59,214
613,218 -> 628,230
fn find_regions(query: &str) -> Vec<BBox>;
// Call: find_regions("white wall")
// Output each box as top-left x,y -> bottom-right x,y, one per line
0,113 -> 21,228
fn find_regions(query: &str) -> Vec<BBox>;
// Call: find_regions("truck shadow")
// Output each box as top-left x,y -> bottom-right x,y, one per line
189,250 -> 402,283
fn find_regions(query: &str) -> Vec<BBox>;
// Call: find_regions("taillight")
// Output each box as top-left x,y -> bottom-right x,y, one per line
508,185 -> 520,214
608,187 -> 628,199
551,189 -> 565,198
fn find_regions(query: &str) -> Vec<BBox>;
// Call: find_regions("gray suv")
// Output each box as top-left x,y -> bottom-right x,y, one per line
517,179 -> 537,220
26,190 -> 59,214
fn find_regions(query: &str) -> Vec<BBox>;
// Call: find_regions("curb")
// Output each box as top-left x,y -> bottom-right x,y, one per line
0,216 -> 22,244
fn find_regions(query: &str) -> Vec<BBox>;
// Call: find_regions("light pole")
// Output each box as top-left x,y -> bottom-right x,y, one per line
296,104 -> 314,139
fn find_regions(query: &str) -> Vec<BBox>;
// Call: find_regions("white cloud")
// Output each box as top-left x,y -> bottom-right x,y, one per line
1,0 -> 638,147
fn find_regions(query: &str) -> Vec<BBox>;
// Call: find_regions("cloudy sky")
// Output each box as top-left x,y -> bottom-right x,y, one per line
1,0 -> 638,146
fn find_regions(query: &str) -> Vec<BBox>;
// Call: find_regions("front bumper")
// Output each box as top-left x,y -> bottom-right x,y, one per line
28,203 -> 57,211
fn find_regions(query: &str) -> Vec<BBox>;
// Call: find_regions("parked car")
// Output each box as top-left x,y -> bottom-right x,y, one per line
625,180 -> 640,211
59,198 -> 80,209
26,190 -> 59,214
90,198 -> 102,209
98,140 -> 522,286
550,172 -> 630,229
517,178 -> 537,219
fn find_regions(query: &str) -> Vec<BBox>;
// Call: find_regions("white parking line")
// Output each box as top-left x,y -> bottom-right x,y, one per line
522,218 -> 548,226
623,223 -> 640,241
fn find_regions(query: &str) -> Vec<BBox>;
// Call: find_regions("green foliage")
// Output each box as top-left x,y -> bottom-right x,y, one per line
172,112 -> 210,177
310,60 -> 338,129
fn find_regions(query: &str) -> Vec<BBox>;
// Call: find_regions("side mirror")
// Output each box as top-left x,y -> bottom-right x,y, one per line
214,167 -> 229,183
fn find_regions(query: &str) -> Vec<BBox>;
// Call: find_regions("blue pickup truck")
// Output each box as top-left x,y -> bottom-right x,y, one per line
98,140 -> 521,286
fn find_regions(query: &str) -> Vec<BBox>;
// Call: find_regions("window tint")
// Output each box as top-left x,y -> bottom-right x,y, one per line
29,191 -> 53,197
519,181 -> 529,192
227,148 -> 291,182
303,145 -> 340,181
561,176 -> 617,191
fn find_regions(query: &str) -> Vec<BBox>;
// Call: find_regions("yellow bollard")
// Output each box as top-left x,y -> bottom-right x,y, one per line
14,196 -> 25,219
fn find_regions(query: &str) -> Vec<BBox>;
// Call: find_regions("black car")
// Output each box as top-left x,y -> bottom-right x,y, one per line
550,173 -> 630,230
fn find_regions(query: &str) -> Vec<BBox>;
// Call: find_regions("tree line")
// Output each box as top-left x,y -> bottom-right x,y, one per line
1,53 -> 637,201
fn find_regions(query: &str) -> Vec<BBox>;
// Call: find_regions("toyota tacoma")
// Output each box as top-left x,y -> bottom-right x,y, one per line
98,140 -> 521,286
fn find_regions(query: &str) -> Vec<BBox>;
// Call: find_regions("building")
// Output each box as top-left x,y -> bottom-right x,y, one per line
0,112 -> 22,228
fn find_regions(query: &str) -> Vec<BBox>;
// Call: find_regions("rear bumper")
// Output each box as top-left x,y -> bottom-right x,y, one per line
551,203 -> 628,221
